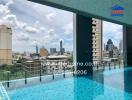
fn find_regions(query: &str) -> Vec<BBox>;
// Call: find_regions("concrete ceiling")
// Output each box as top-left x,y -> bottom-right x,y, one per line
29,0 -> 132,26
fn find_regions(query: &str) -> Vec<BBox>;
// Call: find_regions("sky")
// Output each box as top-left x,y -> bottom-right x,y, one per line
0,0 -> 122,53
103,21 -> 123,48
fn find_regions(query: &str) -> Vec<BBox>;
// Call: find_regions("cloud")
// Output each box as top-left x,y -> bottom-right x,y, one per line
46,12 -> 56,20
103,21 -> 123,47
6,0 -> 14,6
63,23 -> 73,35
0,5 -> 10,14
24,21 -> 47,34
0,4 -> 11,25
48,29 -> 55,35
0,1 -> 27,29
34,21 -> 46,31
17,34 -> 29,41
0,0 -> 73,52
25,26 -> 39,33
43,29 -> 59,43
1,0 -> 122,53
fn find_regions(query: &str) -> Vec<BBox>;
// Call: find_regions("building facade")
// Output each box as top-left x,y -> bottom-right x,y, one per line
0,25 -> 12,65
106,39 -> 114,52
41,55 -> 72,74
60,40 -> 64,55
92,18 -> 102,64
119,40 -> 123,54
50,48 -> 57,55
39,47 -> 48,57
24,60 -> 41,74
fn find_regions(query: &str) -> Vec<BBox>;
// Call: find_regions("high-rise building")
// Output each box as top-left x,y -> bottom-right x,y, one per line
119,40 -> 123,53
104,43 -> 106,51
106,39 -> 116,58
0,25 -> 12,65
113,46 -> 119,58
40,47 -> 48,57
62,48 -> 65,54
35,45 -> 39,54
119,40 -> 123,60
50,48 -> 56,55
106,39 -> 114,51
60,40 -> 63,55
92,18 -> 102,64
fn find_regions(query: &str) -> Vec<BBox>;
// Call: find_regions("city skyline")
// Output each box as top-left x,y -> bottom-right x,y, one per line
0,0 -> 122,53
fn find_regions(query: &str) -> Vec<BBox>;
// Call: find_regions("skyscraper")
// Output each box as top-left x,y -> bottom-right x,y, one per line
119,40 -> 123,58
92,18 -> 102,64
62,48 -> 65,53
106,39 -> 114,51
60,40 -> 63,55
119,40 -> 123,53
104,43 -> 106,51
106,39 -> 114,58
36,45 -> 39,54
0,25 -> 12,65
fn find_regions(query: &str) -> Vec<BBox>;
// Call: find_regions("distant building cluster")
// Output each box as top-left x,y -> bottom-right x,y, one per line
12,40 -> 73,74
103,39 -> 123,63
0,24 -> 123,71
50,40 -> 65,55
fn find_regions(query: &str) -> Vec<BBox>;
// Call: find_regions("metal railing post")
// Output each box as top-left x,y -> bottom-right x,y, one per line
97,64 -> 99,71
109,63 -> 111,70
7,72 -> 10,88
52,68 -> 54,80
73,66 -> 75,76
103,63 -> 105,71
114,62 -> 116,69
25,71 -> 27,84
40,66 -> 42,82
119,61 -> 121,68
63,67 -> 65,78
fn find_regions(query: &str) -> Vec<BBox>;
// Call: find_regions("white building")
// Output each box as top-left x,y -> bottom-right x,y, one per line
41,55 -> 72,74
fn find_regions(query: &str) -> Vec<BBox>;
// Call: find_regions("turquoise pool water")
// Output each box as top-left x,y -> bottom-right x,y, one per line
8,68 -> 132,100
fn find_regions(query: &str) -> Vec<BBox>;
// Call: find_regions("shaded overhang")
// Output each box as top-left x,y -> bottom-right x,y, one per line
28,0 -> 132,26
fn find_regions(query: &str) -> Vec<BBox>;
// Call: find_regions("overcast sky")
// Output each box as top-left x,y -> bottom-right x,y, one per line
0,0 -> 122,53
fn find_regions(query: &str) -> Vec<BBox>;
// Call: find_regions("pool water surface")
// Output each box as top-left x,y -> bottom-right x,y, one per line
8,68 -> 132,100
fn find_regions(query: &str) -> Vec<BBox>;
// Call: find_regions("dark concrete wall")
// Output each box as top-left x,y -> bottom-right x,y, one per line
76,14 -> 93,74
124,26 -> 132,66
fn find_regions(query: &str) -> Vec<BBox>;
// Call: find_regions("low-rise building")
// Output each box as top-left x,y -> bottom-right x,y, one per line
12,53 -> 23,63
23,60 -> 41,74
41,55 -> 72,74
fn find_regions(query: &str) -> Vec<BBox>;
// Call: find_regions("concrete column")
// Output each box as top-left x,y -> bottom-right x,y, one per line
73,14 -> 93,74
123,26 -> 132,66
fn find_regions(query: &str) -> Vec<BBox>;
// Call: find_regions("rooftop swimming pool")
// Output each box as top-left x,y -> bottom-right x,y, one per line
7,67 -> 132,100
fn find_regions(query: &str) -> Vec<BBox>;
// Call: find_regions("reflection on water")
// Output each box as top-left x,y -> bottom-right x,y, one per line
8,67 -> 132,100
74,71 -> 104,100
73,67 -> 132,100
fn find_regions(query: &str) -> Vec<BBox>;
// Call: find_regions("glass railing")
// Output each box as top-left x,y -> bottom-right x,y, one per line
0,60 -> 126,89
93,60 -> 125,71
